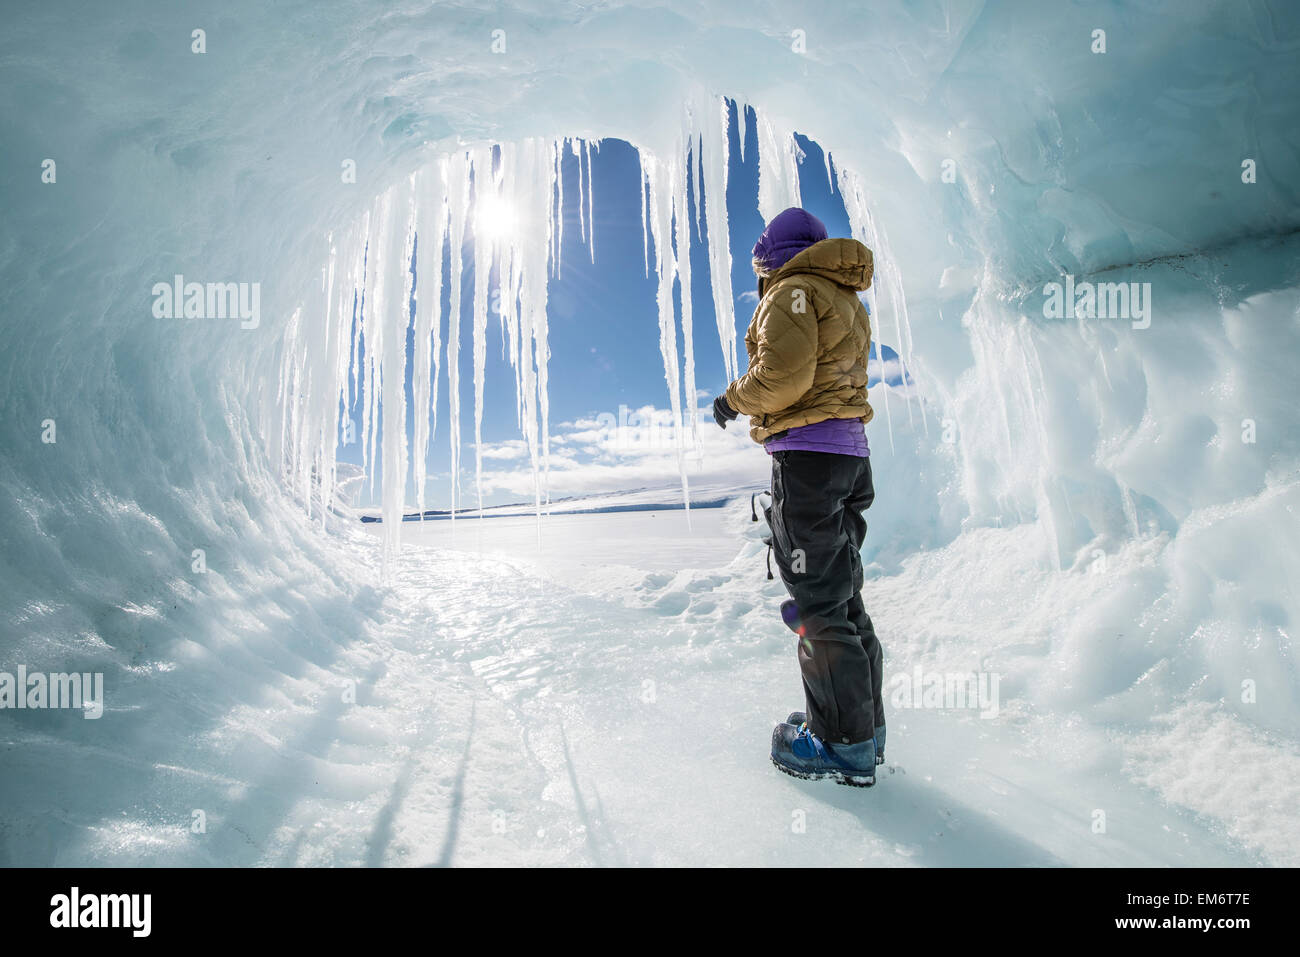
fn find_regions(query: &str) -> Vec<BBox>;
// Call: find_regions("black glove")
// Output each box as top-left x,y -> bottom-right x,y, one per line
712,395 -> 739,429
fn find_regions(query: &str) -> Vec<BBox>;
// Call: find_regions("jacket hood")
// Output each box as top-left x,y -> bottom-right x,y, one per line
764,237 -> 874,292
752,207 -> 828,275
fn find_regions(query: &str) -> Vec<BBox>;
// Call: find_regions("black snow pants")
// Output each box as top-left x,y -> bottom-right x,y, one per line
766,450 -> 884,746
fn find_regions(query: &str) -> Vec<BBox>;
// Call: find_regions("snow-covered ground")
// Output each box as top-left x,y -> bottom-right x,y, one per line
357,495 -> 1294,867
6,491 -> 1288,867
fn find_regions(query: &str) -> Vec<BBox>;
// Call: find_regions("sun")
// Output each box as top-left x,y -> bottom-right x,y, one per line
474,192 -> 516,239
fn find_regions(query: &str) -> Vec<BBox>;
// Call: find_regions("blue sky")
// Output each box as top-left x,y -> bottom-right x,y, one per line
339,103 -> 910,510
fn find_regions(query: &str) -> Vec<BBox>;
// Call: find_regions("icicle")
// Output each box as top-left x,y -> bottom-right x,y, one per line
736,101 -> 749,163
376,178 -> 416,569
315,234 -> 338,525
506,137 -> 556,526
281,235 -> 338,525
835,165 -> 891,449
496,144 -> 524,432
337,220 -> 368,511
552,138 -> 564,280
353,226 -> 376,494
276,304 -> 300,482
361,199 -> 384,504
687,126 -> 702,242
325,234 -> 357,524
508,240 -> 524,432
700,93 -> 738,382
756,110 -> 803,224
344,178 -> 417,568
836,164 -> 924,449
539,139 -> 556,510
359,212 -> 378,496
574,138 -> 586,248
470,144 -> 495,518
639,154 -> 650,278
412,160 -> 448,518
348,216 -> 370,421
328,224 -> 365,517
445,151 -> 472,521
292,115 -> 903,563
282,139 -> 557,549
695,132 -> 706,242
584,138 -> 596,264
672,138 -> 700,458
641,150 -> 691,520
517,141 -> 544,520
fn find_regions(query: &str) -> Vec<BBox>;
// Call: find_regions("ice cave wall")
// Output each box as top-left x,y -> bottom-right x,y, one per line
1,0 -> 1298,724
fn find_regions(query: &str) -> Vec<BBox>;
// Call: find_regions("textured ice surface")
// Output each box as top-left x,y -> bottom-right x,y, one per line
1,0 -> 1298,865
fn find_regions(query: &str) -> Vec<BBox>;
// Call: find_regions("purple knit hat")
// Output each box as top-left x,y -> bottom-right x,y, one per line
752,207 -> 829,275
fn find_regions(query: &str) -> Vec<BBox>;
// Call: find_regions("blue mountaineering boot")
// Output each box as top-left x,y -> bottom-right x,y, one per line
783,714 -> 886,766
781,603 -> 885,766
771,722 -> 876,786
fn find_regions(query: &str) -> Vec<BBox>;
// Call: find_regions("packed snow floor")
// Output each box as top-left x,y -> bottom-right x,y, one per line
11,497 -> 1292,867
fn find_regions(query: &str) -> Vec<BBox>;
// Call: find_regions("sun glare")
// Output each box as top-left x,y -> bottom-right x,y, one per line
475,193 -> 516,238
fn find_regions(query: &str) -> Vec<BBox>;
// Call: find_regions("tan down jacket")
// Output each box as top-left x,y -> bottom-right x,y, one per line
723,237 -> 875,444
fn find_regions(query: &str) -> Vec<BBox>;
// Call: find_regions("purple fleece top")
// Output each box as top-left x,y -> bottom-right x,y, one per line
765,418 -> 870,457
752,208 -> 870,458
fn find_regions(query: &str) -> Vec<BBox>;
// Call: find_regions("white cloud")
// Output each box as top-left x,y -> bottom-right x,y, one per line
871,355 -> 911,385
468,383 -> 925,505
478,440 -> 530,460
474,403 -> 770,500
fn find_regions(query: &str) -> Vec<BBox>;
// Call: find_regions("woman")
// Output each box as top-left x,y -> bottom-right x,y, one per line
713,207 -> 885,787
